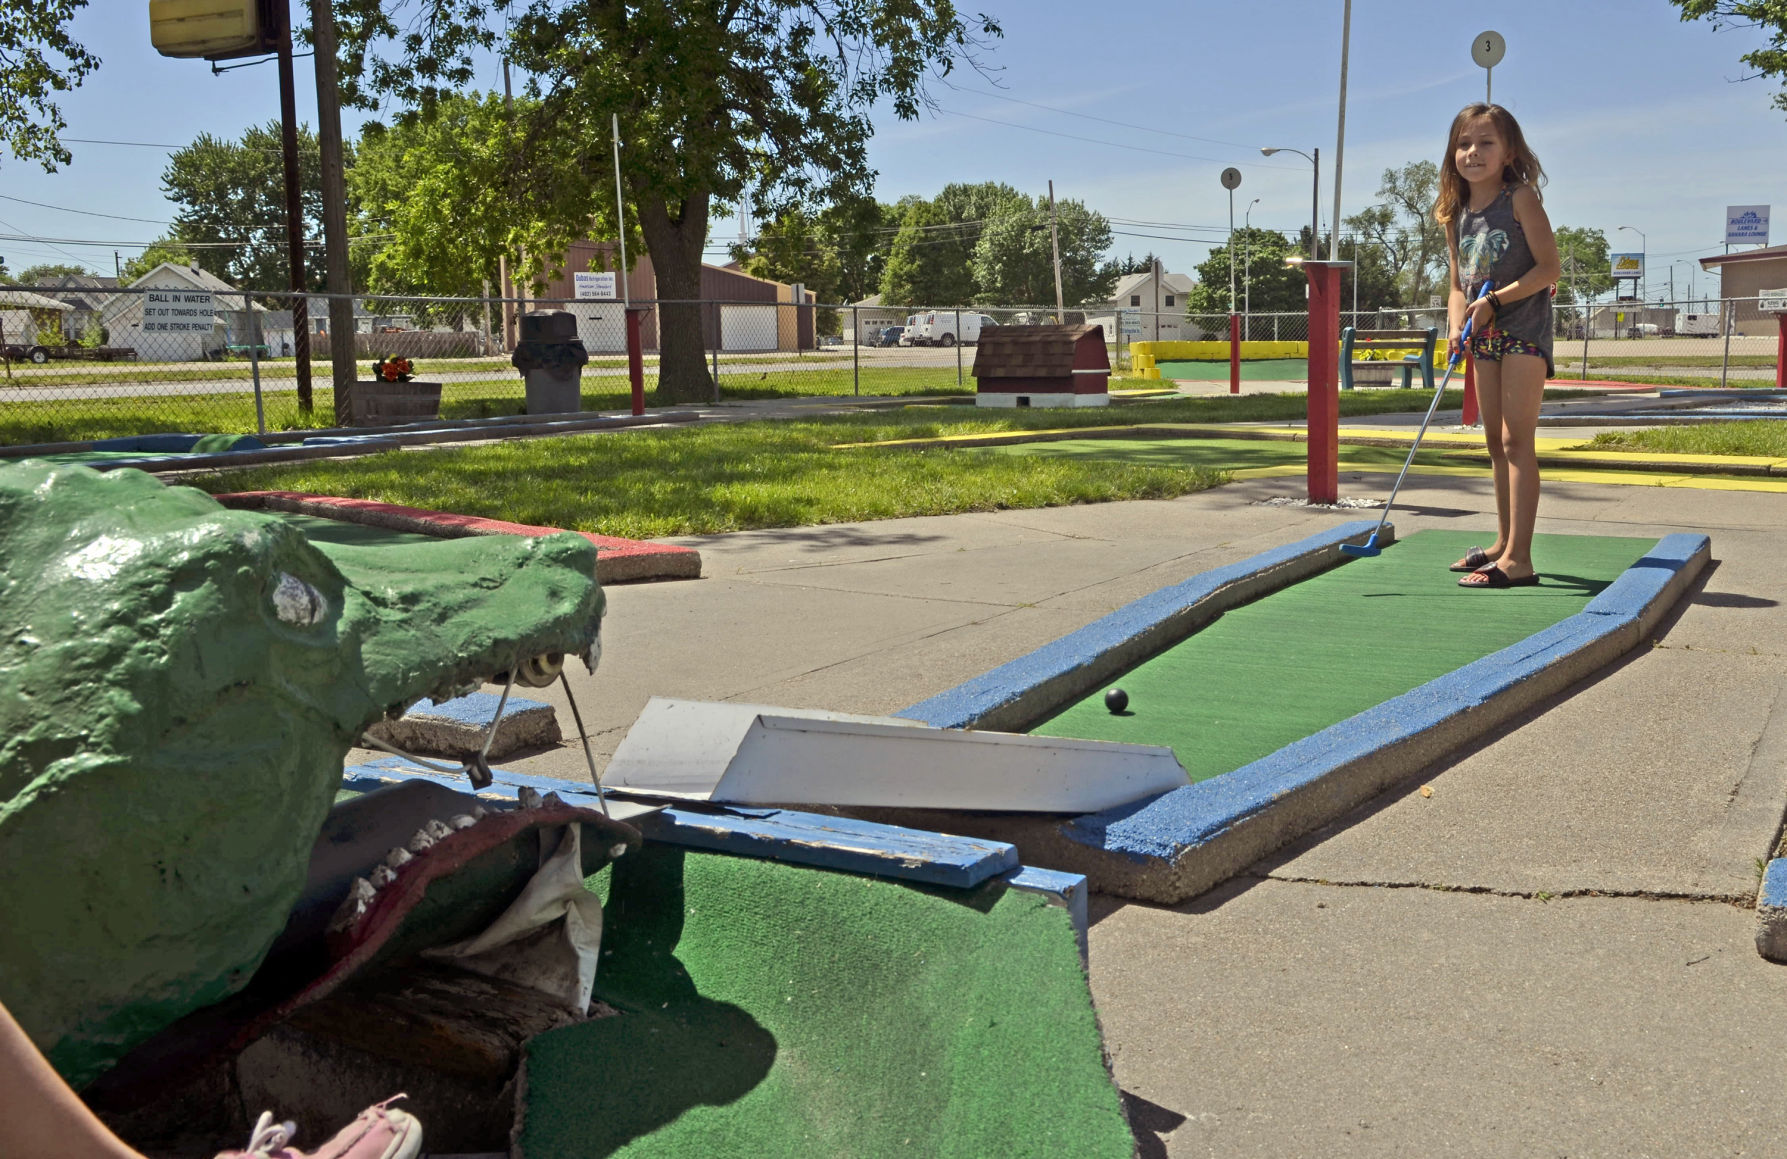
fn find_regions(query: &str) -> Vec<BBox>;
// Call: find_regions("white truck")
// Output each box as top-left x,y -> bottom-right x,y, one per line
908,311 -> 998,347
1674,312 -> 1720,338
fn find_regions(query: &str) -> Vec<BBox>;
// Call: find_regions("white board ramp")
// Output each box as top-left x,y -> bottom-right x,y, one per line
604,697 -> 1189,813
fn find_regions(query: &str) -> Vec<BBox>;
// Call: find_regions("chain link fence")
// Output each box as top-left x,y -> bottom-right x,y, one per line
1,284 -> 1780,448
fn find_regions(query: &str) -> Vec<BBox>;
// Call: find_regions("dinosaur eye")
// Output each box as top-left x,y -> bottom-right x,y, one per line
272,572 -> 327,627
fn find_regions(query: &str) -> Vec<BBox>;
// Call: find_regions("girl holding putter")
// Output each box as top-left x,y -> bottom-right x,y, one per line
1437,103 -> 1561,588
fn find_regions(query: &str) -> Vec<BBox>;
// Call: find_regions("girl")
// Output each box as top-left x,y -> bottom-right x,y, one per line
1437,103 -> 1561,588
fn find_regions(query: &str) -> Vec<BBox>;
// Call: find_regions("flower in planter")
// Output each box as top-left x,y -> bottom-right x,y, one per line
372,355 -> 415,382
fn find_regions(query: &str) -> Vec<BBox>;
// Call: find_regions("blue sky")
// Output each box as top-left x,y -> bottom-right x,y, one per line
6,1 -> 1785,303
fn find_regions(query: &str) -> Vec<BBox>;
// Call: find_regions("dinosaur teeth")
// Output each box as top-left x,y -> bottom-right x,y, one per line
384,847 -> 413,869
517,786 -> 542,810
543,791 -> 565,808
583,631 -> 603,673
470,804 -> 489,820
406,828 -> 436,853
369,864 -> 398,888
609,843 -> 629,860
449,814 -> 477,830
327,877 -> 378,933
424,819 -> 453,841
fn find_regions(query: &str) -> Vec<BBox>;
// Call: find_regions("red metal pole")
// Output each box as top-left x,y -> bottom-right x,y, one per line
1776,315 -> 1786,389
1229,312 -> 1241,395
625,306 -> 646,415
1461,355 -> 1479,426
1304,262 -> 1340,504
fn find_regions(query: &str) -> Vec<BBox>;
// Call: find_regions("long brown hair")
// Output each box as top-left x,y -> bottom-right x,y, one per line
1434,103 -> 1545,224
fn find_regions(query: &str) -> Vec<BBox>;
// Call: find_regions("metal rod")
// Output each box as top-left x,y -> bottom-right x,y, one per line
612,113 -> 629,309
1331,0 -> 1351,263
558,671 -> 610,816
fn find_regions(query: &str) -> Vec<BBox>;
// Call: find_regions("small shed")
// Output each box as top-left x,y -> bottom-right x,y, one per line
970,324 -> 1110,407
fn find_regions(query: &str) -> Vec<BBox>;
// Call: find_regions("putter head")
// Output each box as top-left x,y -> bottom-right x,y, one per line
1339,536 -> 1381,558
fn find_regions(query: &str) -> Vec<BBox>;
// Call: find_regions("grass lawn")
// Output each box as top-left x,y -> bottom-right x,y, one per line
182,389 -> 1566,538
1589,420 -> 1787,457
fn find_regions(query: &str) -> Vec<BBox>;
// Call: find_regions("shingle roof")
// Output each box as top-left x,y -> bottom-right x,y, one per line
972,324 -> 1108,378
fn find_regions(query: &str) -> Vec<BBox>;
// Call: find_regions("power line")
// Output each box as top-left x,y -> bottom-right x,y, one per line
940,83 -> 1268,153
0,193 -> 173,226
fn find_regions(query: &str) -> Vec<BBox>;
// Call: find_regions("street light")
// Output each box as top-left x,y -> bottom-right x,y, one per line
1243,197 -> 1260,337
1261,146 -> 1319,261
1617,224 -> 1646,306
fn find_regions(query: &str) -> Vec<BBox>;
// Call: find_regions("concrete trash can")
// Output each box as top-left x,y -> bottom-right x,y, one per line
511,309 -> 590,414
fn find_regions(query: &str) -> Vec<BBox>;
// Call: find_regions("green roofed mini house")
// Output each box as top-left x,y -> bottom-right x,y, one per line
971,324 -> 1110,408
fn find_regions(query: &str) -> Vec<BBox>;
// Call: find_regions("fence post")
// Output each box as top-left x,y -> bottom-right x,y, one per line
852,305 -> 860,396
247,293 -> 267,435
1580,296 -> 1590,379
711,300 -> 721,403
955,309 -> 963,386
1721,297 -> 1733,389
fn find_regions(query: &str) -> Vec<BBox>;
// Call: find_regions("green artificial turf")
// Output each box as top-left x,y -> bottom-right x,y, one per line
515,846 -> 1131,1159
1154,357 -> 1309,381
1033,530 -> 1653,781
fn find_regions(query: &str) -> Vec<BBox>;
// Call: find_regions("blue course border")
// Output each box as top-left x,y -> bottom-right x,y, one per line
896,530 -> 1711,905
341,756 -> 1086,953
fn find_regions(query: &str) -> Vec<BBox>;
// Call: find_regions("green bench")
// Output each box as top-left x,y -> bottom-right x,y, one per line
1339,326 -> 1438,391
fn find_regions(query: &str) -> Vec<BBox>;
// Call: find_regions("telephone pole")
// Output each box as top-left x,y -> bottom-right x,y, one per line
277,0 -> 312,413
1048,180 -> 1065,324
310,0 -> 355,424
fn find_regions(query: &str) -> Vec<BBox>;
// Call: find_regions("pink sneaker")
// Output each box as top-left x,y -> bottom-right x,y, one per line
215,1095 -> 422,1159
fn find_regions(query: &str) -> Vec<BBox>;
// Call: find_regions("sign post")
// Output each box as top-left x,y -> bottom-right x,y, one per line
1760,287 -> 1787,389
1303,260 -> 1346,504
1471,31 -> 1505,103
1222,167 -> 1242,395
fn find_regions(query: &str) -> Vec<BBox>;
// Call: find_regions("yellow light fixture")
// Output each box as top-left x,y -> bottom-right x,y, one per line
148,0 -> 272,61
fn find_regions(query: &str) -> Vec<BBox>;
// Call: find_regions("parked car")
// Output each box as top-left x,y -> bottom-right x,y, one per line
897,315 -> 921,346
908,311 -> 999,347
872,325 -> 905,347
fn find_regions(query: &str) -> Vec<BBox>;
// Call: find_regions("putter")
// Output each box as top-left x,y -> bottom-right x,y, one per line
1339,281 -> 1495,559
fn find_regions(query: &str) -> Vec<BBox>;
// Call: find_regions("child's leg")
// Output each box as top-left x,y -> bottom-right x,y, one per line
1462,356 -> 1512,567
1492,352 -> 1546,575
0,998 -> 143,1159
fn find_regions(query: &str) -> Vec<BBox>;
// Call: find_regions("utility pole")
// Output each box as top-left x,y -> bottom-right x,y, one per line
113,251 -> 121,280
277,0 -> 312,413
498,57 -> 516,351
1048,180 -> 1065,324
1153,256 -> 1161,342
310,0 -> 355,425
1331,0 -> 1352,263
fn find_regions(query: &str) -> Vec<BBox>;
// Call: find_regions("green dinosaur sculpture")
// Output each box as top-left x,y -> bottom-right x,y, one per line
0,461 -> 605,1087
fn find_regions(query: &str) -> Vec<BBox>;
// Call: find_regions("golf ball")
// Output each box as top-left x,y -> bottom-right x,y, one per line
1104,687 -> 1129,714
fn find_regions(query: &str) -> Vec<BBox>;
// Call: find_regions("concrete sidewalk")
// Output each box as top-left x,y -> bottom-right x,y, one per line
482,466 -> 1787,1156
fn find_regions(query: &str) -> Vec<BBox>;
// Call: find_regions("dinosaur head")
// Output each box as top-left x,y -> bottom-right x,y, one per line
0,462 -> 604,1086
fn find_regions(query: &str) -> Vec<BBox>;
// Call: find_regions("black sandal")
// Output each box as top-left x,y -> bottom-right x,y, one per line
1449,547 -> 1493,573
1458,565 -> 1539,589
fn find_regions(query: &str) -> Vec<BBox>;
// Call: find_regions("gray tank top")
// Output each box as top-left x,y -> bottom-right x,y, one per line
1456,185 -> 1553,375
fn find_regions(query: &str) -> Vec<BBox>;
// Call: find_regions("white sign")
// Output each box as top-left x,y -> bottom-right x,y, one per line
1471,30 -> 1505,69
1117,308 -> 1141,335
1726,205 -> 1770,246
1611,252 -> 1643,280
574,271 -> 617,300
141,290 -> 214,333
1759,287 -> 1787,314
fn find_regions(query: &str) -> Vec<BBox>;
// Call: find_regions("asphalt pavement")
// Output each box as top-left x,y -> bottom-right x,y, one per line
478,422 -> 1787,1156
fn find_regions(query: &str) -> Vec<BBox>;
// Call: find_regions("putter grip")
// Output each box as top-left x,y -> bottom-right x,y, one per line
1448,281 -> 1495,368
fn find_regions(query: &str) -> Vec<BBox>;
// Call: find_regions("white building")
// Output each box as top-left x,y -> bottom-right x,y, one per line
101,263 -> 247,362
1088,270 -> 1195,342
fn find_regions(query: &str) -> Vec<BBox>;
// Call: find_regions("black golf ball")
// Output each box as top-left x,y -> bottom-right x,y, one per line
1104,687 -> 1129,714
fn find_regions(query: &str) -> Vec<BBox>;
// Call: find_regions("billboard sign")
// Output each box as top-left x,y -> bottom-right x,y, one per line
1726,205 -> 1770,246
1611,252 -> 1643,280
574,271 -> 617,300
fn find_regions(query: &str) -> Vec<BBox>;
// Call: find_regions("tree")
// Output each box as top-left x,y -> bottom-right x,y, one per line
121,238 -> 197,283
880,196 -> 979,306
971,193 -> 1116,306
1344,161 -> 1447,306
1672,1 -> 1787,113
334,1 -> 999,403
1112,252 -> 1163,276
1185,229 -> 1304,320
16,263 -> 88,285
161,122 -> 330,292
1552,226 -> 1613,302
351,92 -> 592,299
1,1 -> 98,173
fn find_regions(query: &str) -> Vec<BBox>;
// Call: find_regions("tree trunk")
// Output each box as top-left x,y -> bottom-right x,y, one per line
636,189 -> 712,404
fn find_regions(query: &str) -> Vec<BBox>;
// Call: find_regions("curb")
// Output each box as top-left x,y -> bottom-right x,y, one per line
1757,858 -> 1787,961
217,490 -> 701,583
891,531 -> 1710,905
